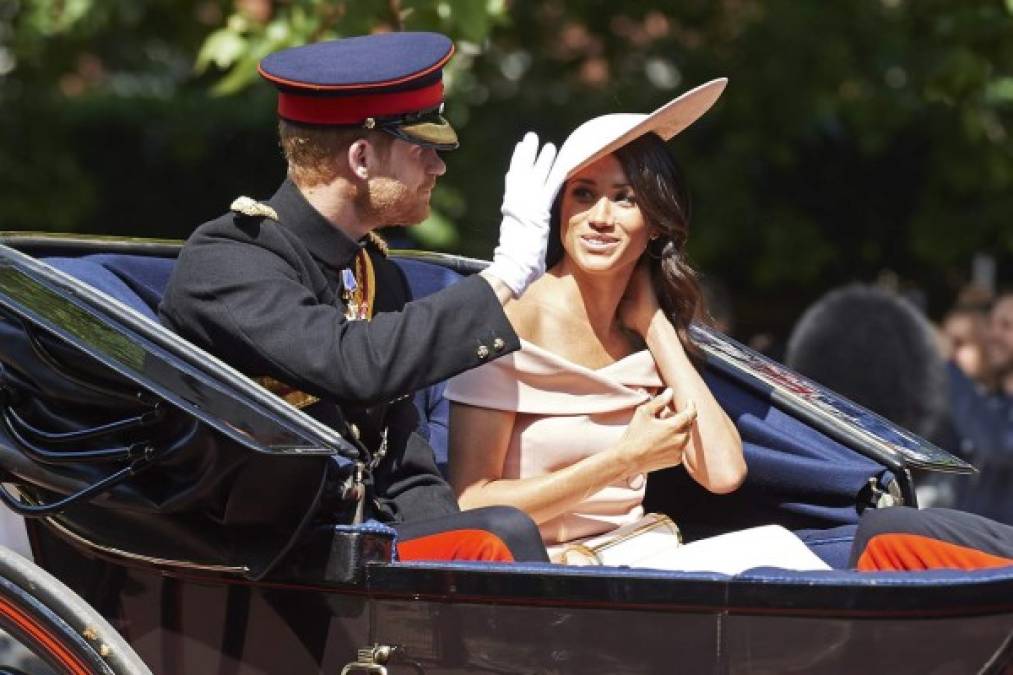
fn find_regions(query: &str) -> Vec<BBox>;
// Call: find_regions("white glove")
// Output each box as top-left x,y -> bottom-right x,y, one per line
485,132 -> 559,297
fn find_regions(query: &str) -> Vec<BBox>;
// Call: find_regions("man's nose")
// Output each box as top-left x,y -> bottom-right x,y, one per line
425,148 -> 447,176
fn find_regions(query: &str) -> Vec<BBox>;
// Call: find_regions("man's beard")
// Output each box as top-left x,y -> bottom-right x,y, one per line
358,177 -> 430,227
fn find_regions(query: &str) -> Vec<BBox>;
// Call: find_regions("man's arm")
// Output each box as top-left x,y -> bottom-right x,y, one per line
161,233 -> 519,406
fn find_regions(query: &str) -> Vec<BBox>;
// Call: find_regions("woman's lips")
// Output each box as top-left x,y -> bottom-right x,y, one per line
580,234 -> 619,252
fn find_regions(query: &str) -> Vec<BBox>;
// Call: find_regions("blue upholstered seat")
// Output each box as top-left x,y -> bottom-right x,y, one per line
45,255 -> 175,321
393,258 -> 462,476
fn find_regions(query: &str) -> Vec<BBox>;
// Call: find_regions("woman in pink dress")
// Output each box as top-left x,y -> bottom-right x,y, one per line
445,81 -> 829,573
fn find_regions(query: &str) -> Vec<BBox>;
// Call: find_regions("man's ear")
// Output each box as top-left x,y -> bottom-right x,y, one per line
347,139 -> 372,180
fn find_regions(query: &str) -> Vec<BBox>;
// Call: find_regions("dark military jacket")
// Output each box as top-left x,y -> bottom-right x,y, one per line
159,179 -> 520,522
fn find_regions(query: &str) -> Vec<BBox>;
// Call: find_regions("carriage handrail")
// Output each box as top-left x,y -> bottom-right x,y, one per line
690,324 -> 975,479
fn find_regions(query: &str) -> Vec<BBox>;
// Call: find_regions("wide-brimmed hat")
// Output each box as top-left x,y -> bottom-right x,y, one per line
546,78 -> 728,198
259,32 -> 459,151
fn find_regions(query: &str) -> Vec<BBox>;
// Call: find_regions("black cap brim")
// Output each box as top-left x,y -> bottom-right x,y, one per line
382,114 -> 459,151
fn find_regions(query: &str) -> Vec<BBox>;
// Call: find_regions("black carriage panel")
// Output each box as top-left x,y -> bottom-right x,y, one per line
0,247 -> 354,456
0,244 -> 366,580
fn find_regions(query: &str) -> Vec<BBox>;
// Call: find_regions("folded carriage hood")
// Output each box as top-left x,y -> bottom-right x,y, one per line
0,242 -> 356,459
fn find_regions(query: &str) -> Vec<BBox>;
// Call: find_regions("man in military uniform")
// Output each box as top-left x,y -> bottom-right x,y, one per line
159,32 -> 557,562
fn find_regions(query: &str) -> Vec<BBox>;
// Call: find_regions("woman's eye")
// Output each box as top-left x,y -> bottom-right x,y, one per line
616,191 -> 636,205
571,187 -> 594,200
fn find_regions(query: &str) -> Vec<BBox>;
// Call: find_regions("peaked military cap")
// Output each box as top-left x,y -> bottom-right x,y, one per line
258,32 -> 459,150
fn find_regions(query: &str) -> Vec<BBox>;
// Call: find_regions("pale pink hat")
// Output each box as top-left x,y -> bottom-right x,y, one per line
546,78 -> 728,200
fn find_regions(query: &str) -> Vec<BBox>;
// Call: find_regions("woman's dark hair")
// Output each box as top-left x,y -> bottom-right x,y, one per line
546,132 -> 708,349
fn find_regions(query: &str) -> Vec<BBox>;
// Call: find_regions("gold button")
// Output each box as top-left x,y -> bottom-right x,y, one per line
476,345 -> 490,359
493,338 -> 505,351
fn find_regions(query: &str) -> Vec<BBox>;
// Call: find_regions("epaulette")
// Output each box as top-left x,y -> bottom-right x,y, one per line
366,231 -> 389,257
230,196 -> 279,221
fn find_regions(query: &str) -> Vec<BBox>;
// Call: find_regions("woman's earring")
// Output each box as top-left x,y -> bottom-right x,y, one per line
646,236 -> 666,260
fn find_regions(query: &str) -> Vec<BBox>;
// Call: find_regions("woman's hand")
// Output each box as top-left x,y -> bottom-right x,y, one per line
485,132 -> 558,298
452,391 -> 696,526
619,259 -> 662,336
616,388 -> 697,475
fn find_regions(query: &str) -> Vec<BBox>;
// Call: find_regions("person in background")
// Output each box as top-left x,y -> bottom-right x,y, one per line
785,283 -> 967,509
781,284 -> 1013,571
786,284 -> 951,446
950,291 -> 1013,523
941,303 -> 995,391
988,292 -> 1013,398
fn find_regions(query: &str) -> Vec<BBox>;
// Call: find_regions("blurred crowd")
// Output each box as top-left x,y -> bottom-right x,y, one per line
933,286 -> 1013,521
715,278 -> 1013,525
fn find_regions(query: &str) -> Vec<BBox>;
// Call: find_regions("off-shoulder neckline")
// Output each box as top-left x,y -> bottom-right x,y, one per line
518,338 -> 653,375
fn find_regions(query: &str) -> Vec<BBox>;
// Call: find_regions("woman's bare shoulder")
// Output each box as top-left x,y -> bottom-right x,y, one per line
504,276 -> 553,341
505,275 -> 592,358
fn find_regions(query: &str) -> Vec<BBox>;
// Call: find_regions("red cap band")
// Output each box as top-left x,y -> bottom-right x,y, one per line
277,81 -> 444,126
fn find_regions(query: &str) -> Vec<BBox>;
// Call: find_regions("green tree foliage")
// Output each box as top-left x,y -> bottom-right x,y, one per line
2,0 -> 1011,335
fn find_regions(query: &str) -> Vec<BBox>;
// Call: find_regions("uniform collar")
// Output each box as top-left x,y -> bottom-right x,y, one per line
266,178 -> 364,269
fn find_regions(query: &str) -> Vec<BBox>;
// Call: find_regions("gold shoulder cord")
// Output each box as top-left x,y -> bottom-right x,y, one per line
357,232 -> 386,319
366,231 -> 389,256
346,247 -> 378,321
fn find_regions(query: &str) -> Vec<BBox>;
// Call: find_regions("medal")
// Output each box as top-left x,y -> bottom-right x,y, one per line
341,268 -> 357,293
341,268 -> 360,320
340,249 -> 375,321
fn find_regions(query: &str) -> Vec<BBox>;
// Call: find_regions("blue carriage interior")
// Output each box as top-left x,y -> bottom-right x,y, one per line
19,252 -> 884,574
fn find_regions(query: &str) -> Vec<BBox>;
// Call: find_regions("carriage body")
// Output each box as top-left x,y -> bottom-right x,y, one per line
0,232 -> 1008,674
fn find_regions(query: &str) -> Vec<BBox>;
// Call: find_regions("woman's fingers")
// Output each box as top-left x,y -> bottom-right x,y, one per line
508,132 -> 538,174
640,388 -> 674,417
668,398 -> 697,430
642,390 -> 696,425
532,141 -> 557,181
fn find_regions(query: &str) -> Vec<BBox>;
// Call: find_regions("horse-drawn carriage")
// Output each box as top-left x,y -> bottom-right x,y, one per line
0,232 -> 1008,674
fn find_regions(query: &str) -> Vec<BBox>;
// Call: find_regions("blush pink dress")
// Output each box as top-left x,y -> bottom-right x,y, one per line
444,339 -> 663,557
445,339 -> 833,573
